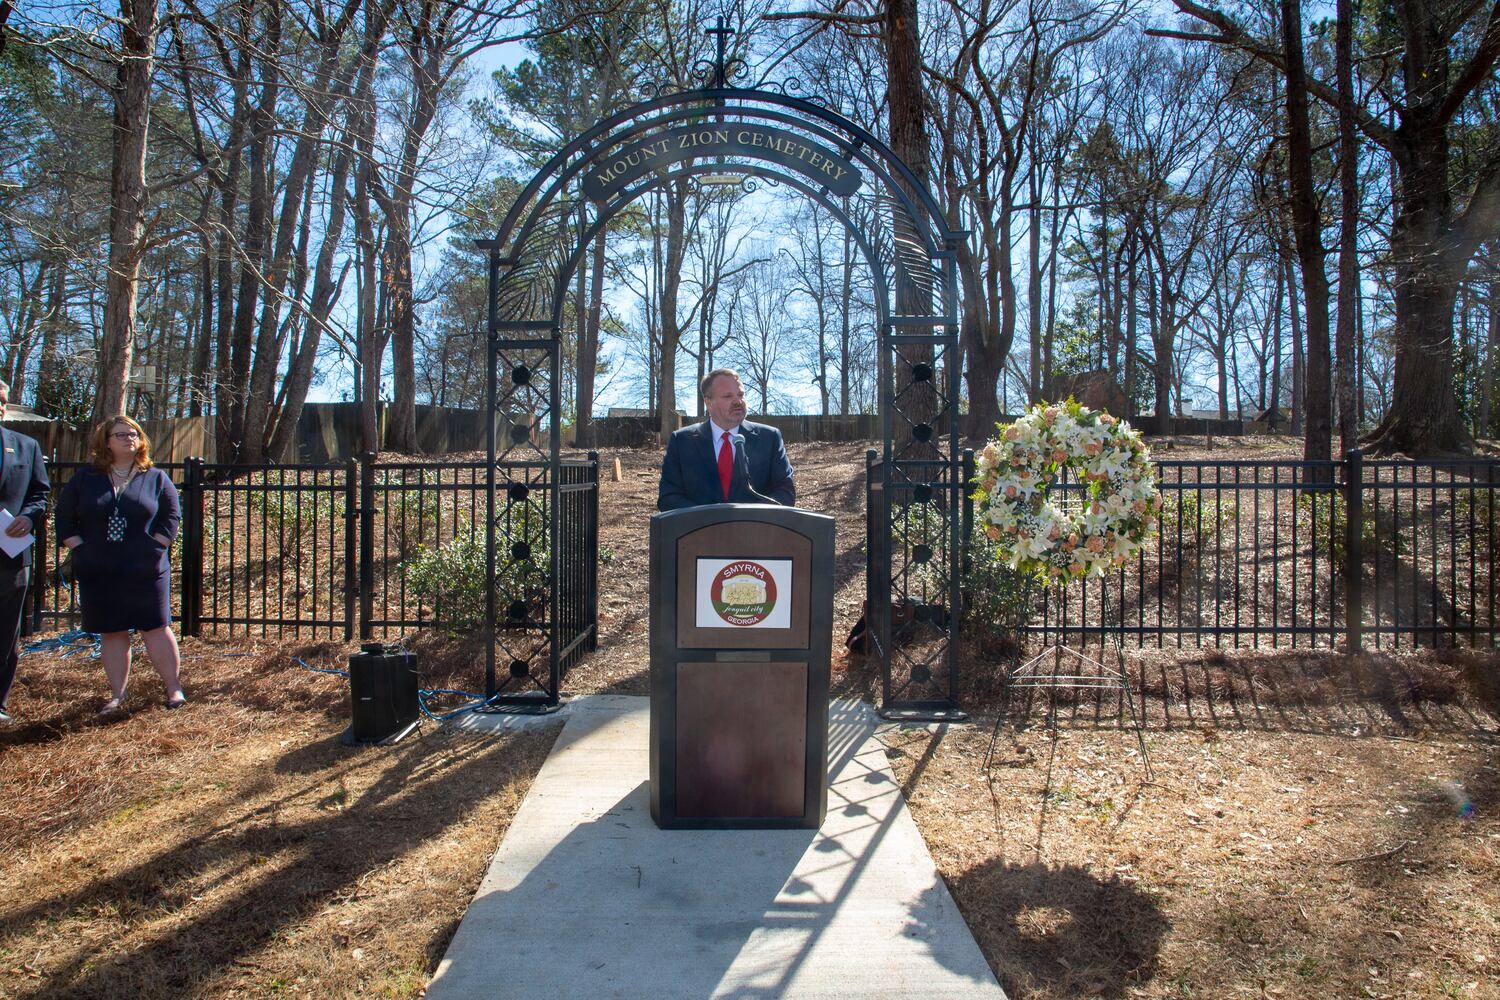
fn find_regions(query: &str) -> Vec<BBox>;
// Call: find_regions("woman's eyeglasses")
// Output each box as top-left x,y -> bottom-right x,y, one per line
110,431 -> 140,440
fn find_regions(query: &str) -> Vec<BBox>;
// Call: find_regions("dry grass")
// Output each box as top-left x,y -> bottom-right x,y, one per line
880,708 -> 1499,999
0,637 -> 558,1000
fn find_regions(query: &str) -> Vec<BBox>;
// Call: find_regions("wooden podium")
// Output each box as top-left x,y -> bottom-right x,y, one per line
649,504 -> 835,829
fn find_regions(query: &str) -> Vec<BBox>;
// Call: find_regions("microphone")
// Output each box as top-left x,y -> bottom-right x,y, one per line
731,432 -> 777,504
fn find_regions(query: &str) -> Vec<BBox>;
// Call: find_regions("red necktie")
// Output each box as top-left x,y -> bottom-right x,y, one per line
718,430 -> 733,499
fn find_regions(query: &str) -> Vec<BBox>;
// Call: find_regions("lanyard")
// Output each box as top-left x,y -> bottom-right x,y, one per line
106,468 -> 136,542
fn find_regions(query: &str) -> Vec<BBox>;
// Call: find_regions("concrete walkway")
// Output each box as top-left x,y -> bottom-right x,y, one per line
427,695 -> 1006,1000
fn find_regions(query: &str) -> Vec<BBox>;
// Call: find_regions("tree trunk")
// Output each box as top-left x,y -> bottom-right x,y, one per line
884,0 -> 937,448
213,8 -> 251,457
1281,0 -> 1332,464
1364,126 -> 1471,453
94,0 -> 159,426
355,151 -> 380,454
840,227 -> 853,415
1482,255 -> 1499,437
225,12 -> 282,460
1334,0 -> 1360,454
6,260 -> 48,401
1124,241 -> 1138,418
1268,256 -> 1282,430
1027,148 -> 1043,403
656,179 -> 688,445
241,3 -> 363,462
1287,254 -> 1304,436
575,227 -> 606,448
1043,180 -> 1062,400
958,239 -> 990,439
268,137 -> 358,463
35,260 -> 66,417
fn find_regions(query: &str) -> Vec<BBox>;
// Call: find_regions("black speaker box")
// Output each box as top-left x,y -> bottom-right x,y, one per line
348,643 -> 419,742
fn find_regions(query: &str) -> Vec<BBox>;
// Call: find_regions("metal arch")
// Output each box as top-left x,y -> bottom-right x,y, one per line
488,88 -> 961,264
541,163 -> 893,334
481,72 -> 968,720
582,103 -> 941,257
486,104 -> 951,335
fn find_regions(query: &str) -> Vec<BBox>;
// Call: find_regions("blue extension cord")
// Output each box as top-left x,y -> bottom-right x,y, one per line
22,630 -> 259,660
22,629 -> 103,657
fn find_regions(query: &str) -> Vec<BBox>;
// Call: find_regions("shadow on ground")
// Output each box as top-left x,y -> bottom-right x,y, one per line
947,858 -> 1168,999
5,727 -> 555,1000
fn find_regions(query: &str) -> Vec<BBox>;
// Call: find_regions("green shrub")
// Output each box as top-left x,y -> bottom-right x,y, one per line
384,488 -> 468,559
962,533 -> 1034,649
893,501 -> 1033,646
402,512 -> 548,632
402,535 -> 490,632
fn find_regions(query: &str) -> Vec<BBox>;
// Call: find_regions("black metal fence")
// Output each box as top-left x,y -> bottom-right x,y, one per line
28,455 -> 600,650
867,450 -> 1500,654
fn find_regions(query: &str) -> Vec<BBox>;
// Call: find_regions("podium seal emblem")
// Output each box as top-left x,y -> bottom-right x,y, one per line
709,561 -> 779,626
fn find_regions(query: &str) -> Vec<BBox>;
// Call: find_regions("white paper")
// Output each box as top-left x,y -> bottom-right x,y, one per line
0,508 -> 35,558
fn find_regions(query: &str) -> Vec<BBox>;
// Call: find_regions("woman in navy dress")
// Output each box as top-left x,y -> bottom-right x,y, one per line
57,415 -> 185,714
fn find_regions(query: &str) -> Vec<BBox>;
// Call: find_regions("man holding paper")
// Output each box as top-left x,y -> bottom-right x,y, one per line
0,380 -> 49,725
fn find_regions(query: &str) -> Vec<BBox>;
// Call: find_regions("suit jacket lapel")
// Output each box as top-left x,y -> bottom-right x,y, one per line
0,428 -> 12,497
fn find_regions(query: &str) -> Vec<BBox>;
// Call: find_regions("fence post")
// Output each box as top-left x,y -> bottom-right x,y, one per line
865,450 -> 877,634
587,450 -> 599,652
182,457 -> 203,637
343,457 -> 358,642
1344,448 -> 1364,654
961,448 -> 975,580
26,500 -> 46,637
358,452 -> 375,640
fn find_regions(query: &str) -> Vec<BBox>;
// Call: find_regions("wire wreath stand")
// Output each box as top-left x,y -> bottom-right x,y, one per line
990,484 -> 1154,782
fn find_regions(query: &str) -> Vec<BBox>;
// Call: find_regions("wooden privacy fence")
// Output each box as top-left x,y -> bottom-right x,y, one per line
27,456 -> 600,653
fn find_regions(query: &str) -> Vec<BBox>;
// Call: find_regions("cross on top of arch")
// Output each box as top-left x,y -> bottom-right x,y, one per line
706,16 -> 734,88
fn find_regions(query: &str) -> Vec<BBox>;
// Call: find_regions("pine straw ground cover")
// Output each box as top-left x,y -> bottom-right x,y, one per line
0,638 -> 558,1000
861,646 -> 1500,1000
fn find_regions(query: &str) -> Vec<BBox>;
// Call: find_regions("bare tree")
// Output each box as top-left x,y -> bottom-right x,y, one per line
1161,0 -> 1500,455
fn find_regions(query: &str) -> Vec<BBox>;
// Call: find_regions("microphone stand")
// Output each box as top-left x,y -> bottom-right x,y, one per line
731,432 -> 778,504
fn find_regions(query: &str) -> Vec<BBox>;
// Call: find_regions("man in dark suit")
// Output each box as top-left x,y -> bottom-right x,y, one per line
0,380 -> 49,724
658,369 -> 795,511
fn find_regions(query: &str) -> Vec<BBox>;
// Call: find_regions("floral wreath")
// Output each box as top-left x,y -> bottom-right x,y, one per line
972,401 -> 1160,580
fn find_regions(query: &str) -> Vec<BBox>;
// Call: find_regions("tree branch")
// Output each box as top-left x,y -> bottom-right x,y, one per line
762,8 -> 884,28
1438,0 -> 1500,123
1450,147 -> 1500,261
1159,0 -> 1396,150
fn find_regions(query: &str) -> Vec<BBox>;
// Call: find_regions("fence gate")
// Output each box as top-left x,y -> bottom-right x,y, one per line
480,20 -> 967,718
